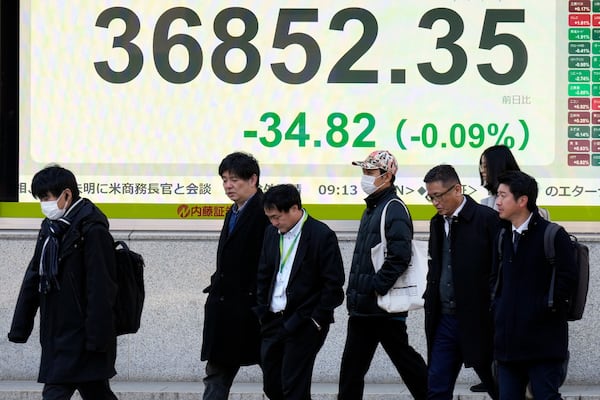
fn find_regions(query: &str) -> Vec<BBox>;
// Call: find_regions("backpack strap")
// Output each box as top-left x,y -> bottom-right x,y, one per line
544,222 -> 561,308
491,227 -> 506,301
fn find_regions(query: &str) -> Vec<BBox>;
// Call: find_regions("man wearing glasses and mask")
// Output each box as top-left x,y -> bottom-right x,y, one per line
423,164 -> 500,400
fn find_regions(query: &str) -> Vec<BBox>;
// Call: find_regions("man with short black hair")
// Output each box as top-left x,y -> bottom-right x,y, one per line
492,170 -> 576,399
255,184 -> 345,400
201,152 -> 269,400
8,164 -> 119,400
423,164 -> 500,400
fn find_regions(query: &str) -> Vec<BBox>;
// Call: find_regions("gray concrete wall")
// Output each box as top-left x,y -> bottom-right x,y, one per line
1,229 -> 599,386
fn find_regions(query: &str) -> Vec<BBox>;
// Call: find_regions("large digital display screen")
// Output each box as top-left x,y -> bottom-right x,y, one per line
11,1 -> 600,221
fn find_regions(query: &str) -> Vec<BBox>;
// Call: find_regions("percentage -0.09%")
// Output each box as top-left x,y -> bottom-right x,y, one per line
395,119 -> 530,150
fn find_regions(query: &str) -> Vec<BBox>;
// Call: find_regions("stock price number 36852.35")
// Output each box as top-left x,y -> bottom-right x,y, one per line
94,6 -> 527,85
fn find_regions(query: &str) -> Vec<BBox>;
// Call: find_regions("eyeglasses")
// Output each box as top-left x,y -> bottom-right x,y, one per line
425,184 -> 457,202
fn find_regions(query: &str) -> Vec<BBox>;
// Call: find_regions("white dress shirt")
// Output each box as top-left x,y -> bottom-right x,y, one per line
270,210 -> 307,312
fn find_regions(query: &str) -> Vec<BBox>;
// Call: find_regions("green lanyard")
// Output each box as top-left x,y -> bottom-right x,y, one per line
278,212 -> 307,273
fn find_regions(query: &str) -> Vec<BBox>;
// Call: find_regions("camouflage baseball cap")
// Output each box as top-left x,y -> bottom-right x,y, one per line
352,150 -> 398,175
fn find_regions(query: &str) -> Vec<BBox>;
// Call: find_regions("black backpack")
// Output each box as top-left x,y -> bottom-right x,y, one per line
544,223 -> 589,321
80,220 -> 145,335
113,240 -> 145,335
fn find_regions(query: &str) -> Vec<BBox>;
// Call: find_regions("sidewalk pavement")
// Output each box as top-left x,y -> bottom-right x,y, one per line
1,381 -> 600,399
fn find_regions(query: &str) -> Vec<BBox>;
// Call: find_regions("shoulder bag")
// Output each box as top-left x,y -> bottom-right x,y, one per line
371,199 -> 428,312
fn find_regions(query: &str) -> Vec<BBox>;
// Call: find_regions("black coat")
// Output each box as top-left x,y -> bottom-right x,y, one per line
424,195 -> 500,367
8,199 -> 118,383
201,191 -> 269,366
345,186 -> 413,317
491,214 -> 577,362
254,215 -> 345,333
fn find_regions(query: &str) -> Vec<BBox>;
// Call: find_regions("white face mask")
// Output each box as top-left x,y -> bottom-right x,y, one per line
361,173 -> 384,195
41,191 -> 67,220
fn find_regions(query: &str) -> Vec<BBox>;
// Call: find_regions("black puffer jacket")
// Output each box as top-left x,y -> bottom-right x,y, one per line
9,198 -> 118,383
346,186 -> 413,317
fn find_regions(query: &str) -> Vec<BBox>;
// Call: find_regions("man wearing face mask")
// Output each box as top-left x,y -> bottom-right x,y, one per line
338,150 -> 428,400
8,164 -> 119,400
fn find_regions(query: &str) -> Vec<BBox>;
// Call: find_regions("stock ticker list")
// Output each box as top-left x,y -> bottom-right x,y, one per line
568,0 -> 600,166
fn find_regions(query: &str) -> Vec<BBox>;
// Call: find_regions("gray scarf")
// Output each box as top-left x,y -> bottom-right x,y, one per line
39,217 -> 71,294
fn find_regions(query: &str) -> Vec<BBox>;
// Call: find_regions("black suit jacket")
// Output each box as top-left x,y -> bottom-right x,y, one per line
255,215 -> 345,334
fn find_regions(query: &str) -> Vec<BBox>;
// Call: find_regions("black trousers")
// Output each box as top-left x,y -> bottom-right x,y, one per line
260,313 -> 328,400
427,314 -> 498,400
338,316 -> 428,400
497,359 -> 565,400
42,380 -> 118,400
202,361 -> 241,400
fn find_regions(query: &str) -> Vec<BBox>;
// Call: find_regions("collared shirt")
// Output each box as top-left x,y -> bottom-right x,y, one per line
445,195 -> 467,235
440,196 -> 467,313
228,193 -> 255,234
512,211 -> 533,235
270,209 -> 307,312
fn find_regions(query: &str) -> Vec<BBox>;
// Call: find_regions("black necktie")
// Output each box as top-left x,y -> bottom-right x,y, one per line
445,216 -> 453,238
513,231 -> 521,252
